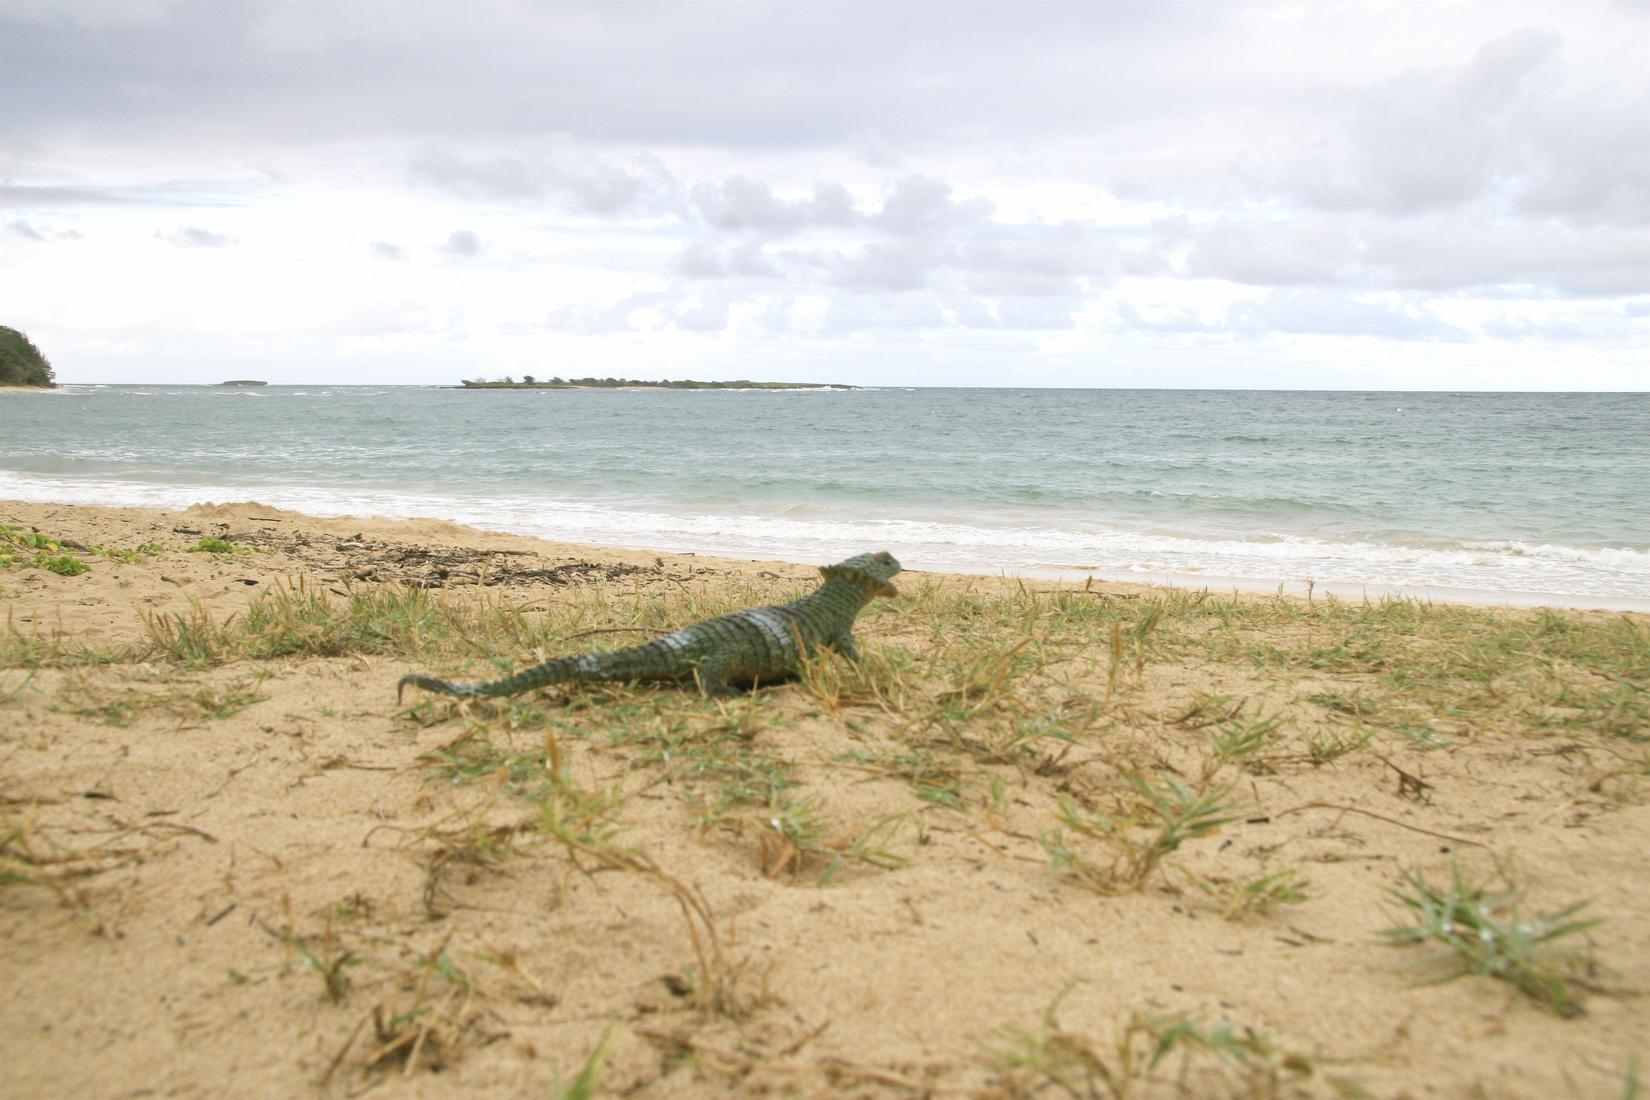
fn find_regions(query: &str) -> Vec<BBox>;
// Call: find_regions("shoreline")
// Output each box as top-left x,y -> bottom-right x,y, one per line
4,494 -> 1644,613
8,387 -> 1644,611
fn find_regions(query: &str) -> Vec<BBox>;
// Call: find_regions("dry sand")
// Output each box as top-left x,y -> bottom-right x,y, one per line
1,499 -> 1645,1099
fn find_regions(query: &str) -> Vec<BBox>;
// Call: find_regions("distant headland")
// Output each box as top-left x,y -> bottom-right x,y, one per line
0,324 -> 56,389
457,375 -> 858,391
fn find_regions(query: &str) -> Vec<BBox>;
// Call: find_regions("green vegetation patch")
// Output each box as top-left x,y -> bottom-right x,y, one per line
460,375 -> 855,390
0,325 -> 55,387
1,525 -> 173,576
1381,859 -> 1604,1016
1,526 -> 90,576
985,993 -> 1366,1099
186,536 -> 245,555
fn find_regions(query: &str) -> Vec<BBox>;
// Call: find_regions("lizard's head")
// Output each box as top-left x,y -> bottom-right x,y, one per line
820,550 -> 902,597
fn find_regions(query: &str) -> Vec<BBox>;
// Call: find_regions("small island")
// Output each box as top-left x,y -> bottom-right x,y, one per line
217,379 -> 269,387
458,375 -> 857,390
0,325 -> 57,389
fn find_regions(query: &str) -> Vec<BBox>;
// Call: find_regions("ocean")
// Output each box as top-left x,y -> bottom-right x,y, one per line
2,385 -> 1647,609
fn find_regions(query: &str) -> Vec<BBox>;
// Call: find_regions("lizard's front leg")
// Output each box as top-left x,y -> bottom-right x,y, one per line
830,633 -> 860,662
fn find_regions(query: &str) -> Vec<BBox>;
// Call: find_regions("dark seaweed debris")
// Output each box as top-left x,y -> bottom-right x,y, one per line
211,528 -> 669,589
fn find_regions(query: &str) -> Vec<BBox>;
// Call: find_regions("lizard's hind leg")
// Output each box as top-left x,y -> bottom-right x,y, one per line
690,658 -> 742,697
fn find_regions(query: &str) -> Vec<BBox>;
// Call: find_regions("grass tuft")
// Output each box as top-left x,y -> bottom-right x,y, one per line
143,601 -> 236,667
1195,867 -> 1312,920
1380,859 -> 1603,1016
1043,772 -> 1244,895
187,536 -> 244,555
984,990 -> 1364,1100
549,1024 -> 619,1100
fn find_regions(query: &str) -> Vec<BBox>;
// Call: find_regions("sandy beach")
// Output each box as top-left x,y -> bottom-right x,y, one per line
2,498 -> 1645,1099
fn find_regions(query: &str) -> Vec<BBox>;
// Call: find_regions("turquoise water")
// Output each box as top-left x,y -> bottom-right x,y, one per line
3,385 -> 1647,607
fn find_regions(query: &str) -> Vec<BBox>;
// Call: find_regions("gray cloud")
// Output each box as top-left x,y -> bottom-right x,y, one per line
1111,291 -> 1474,342
540,274 -> 1091,337
4,5 -> 1638,235
439,229 -> 481,257
1182,211 -> 1650,296
4,215 -> 89,244
0,2 -> 171,31
1113,303 -> 1222,335
4,0 -> 1645,373
1482,306 -> 1649,343
873,175 -> 992,238
829,240 -> 941,292
3,3 -> 1640,240
691,177 -> 855,234
1513,93 -> 1650,227
952,222 -> 1119,307
674,240 -> 781,280
155,225 -> 233,248
1262,28 -> 1562,215
466,147 -> 1645,336
1231,27 -> 1648,228
1115,293 -> 1650,345
1184,216 -> 1361,287
545,290 -> 674,335
1229,290 -> 1472,342
673,292 -> 732,333
1359,217 -> 1650,296
675,175 -> 1117,317
992,297 -> 1082,331
1089,30 -> 1648,239
0,1 -> 1250,148
821,293 -> 948,334
0,180 -> 238,207
411,147 -> 679,216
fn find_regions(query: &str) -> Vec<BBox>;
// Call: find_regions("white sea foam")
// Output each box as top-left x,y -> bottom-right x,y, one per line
3,470 -> 1646,609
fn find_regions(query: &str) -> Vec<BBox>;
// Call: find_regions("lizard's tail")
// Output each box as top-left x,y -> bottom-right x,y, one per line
397,655 -> 591,703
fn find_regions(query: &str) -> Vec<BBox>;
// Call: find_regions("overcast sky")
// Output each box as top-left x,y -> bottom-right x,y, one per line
2,0 -> 1646,388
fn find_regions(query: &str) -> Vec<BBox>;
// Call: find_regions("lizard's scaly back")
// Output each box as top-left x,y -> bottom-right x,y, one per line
398,551 -> 902,701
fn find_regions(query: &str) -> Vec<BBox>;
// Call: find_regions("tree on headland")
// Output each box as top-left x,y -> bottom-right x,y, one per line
457,374 -> 856,390
0,326 -> 56,387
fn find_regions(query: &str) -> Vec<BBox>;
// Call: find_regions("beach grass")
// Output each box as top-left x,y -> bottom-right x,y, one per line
1380,858 -> 1604,1016
4,554 -> 1643,754
982,992 -> 1366,1099
4,506 -> 1647,1097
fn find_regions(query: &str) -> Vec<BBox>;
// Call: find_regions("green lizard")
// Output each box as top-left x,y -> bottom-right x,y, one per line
398,551 -> 901,700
